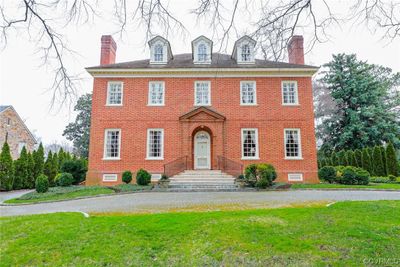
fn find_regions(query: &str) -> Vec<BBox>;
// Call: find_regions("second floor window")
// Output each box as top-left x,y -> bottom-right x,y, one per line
107,82 -> 123,105
198,43 -> 207,62
104,129 -> 121,159
154,44 -> 164,62
148,82 -> 165,106
282,81 -> 298,105
195,81 -> 210,106
241,44 -> 251,62
241,81 -> 256,105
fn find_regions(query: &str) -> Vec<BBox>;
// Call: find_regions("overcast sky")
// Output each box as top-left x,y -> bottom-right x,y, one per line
1,0 -> 399,146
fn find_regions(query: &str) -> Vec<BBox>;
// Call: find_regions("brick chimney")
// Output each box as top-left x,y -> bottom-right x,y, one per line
100,35 -> 117,65
288,35 -> 304,65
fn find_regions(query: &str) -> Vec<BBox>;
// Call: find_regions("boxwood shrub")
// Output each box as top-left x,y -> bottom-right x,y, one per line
337,166 -> 370,185
318,166 -> 336,183
244,163 -> 277,188
35,174 -> 49,193
136,169 -> 151,185
122,170 -> 133,184
56,172 -> 74,187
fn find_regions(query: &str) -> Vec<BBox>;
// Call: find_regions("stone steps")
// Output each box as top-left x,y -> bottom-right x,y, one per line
168,170 -> 238,191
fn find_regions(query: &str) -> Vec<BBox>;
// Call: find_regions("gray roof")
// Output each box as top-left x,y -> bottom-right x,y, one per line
87,53 -> 317,70
0,105 -> 11,113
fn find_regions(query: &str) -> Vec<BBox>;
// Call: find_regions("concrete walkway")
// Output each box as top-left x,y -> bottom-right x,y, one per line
1,190 -> 400,217
0,189 -> 33,203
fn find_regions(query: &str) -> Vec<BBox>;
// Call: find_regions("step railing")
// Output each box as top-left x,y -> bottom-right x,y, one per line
217,155 -> 243,178
163,156 -> 188,177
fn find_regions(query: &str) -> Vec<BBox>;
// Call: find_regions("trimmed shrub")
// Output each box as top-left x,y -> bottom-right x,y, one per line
122,170 -> 133,184
361,149 -> 372,174
318,166 -> 336,183
372,146 -> 385,176
245,163 -> 276,188
380,146 -> 387,176
61,159 -> 88,184
386,143 -> 398,176
244,164 -> 258,186
136,169 -> 151,185
340,166 -> 369,185
55,172 -> 74,186
35,174 -> 49,193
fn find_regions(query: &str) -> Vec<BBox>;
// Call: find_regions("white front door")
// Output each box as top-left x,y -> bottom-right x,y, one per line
194,131 -> 211,169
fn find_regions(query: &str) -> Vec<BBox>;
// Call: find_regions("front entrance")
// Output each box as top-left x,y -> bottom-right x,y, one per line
194,131 -> 211,169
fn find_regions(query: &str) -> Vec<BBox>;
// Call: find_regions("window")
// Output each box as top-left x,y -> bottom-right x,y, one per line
148,82 -> 165,106
104,129 -> 121,159
241,44 -> 251,62
198,43 -> 207,62
18,142 -> 26,154
194,81 -> 211,106
154,44 -> 164,62
106,82 -> 123,106
284,129 -> 302,159
103,174 -> 118,182
240,81 -> 257,105
288,173 -> 303,181
241,129 -> 259,159
147,129 -> 164,159
6,118 -> 11,126
282,81 -> 299,105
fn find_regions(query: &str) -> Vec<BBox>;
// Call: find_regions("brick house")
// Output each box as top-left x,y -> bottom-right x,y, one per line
86,35 -> 319,185
0,105 -> 37,159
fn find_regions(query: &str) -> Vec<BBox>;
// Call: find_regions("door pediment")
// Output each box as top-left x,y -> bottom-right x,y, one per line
179,106 -> 226,122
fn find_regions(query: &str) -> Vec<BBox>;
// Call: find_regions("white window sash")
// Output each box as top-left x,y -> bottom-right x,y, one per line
146,129 -> 164,160
148,82 -> 165,106
284,128 -> 302,159
282,81 -> 299,105
106,81 -> 123,106
240,81 -> 257,105
103,129 -> 121,160
241,128 -> 259,159
194,81 -> 211,106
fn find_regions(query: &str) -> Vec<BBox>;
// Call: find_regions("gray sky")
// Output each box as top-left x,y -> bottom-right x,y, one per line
1,0 -> 399,146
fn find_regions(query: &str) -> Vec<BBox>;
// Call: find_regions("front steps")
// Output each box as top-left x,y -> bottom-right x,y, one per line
168,170 -> 238,191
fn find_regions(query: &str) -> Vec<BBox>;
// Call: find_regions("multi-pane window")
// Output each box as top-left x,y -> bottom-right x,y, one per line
242,129 -> 259,159
106,82 -> 123,105
154,44 -> 164,62
240,81 -> 256,105
285,129 -> 302,158
195,81 -> 211,106
147,129 -> 164,159
241,44 -> 251,62
282,81 -> 298,105
148,82 -> 165,105
104,129 -> 121,159
198,43 -> 207,62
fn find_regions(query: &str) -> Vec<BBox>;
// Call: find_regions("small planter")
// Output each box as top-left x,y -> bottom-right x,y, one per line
158,179 -> 170,189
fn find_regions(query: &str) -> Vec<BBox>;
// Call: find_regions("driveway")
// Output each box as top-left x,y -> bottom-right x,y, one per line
1,190 -> 400,217
0,190 -> 33,203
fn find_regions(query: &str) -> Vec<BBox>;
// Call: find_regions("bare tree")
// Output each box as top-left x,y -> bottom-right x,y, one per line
1,0 -> 399,107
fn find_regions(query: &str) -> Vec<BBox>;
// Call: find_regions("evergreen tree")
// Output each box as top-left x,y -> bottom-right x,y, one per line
372,146 -> 385,176
386,143 -> 399,176
330,151 -> 338,166
354,149 -> 362,167
26,152 -> 35,188
0,142 -> 14,191
13,146 -> 28,190
361,148 -> 372,174
58,148 -> 65,168
33,143 -> 45,181
346,150 -> 357,166
52,152 -> 59,175
380,146 -> 387,176
337,150 -> 348,166
44,151 -> 58,186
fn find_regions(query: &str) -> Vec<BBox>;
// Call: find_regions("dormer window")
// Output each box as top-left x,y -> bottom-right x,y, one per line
148,36 -> 173,64
241,44 -> 251,62
198,44 -> 207,62
192,36 -> 213,64
232,35 -> 256,64
154,44 -> 164,62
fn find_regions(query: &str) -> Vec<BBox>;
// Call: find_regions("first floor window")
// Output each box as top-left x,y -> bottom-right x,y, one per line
282,81 -> 298,105
242,129 -> 258,159
241,81 -> 256,105
285,129 -> 301,158
103,174 -> 118,182
104,129 -> 120,159
148,82 -> 165,105
195,81 -> 210,106
147,129 -> 164,159
107,82 -> 123,105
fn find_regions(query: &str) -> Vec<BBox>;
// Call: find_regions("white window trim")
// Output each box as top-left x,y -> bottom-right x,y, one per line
103,129 -> 121,160
240,81 -> 257,106
241,128 -> 260,160
148,81 -> 165,106
281,81 -> 299,106
284,128 -> 303,160
146,128 -> 164,160
150,41 -> 167,64
106,81 -> 124,106
103,174 -> 118,182
194,81 -> 211,106
288,173 -> 303,181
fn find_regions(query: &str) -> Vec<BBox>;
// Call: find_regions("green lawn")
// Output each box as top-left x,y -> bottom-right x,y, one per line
4,185 -> 152,204
1,201 -> 399,266
291,182 -> 400,190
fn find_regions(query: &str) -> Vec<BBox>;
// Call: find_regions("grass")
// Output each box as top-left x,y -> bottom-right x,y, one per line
1,201 -> 399,266
291,182 -> 400,190
4,184 -> 153,204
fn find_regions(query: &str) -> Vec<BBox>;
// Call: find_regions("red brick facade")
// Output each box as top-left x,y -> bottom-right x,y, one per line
86,36 -> 318,185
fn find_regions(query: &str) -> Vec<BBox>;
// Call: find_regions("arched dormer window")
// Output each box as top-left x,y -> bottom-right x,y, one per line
241,44 -> 251,62
154,44 -> 164,62
198,43 -> 207,62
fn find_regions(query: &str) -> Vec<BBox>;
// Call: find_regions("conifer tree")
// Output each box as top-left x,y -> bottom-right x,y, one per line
354,149 -> 362,167
346,150 -> 357,166
386,143 -> 399,176
0,142 -> 14,191
337,150 -> 348,166
33,143 -> 45,181
13,146 -> 28,190
52,152 -> 59,175
372,146 -> 385,176
26,152 -> 35,188
380,146 -> 387,176
58,148 -> 65,168
361,148 -> 372,174
330,151 -> 338,166
44,151 -> 58,186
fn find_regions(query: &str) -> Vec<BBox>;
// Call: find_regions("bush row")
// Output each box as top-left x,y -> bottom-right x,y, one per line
318,166 -> 370,185
121,169 -> 151,186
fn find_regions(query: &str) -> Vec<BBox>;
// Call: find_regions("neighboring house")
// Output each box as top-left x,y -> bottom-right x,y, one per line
0,105 -> 37,159
86,34 -> 319,185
